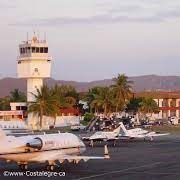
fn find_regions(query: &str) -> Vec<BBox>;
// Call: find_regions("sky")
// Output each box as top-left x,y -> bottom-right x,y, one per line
0,0 -> 180,81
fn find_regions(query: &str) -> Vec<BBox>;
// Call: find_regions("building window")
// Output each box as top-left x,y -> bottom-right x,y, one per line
16,106 -> 20,110
36,47 -> 40,53
162,99 -> 168,107
170,99 -> 176,107
21,106 -> 27,111
34,68 -> 38,72
170,111 -> 176,117
32,47 -> 36,53
27,47 -> 31,53
25,47 -> 27,54
40,47 -> 43,53
20,48 -> 23,54
44,47 -> 48,53
22,48 -> 25,54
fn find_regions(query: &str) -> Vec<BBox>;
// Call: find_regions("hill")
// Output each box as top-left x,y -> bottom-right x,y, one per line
1,75 -> 180,97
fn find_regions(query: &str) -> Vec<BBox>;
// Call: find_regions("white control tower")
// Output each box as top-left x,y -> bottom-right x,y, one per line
17,35 -> 52,102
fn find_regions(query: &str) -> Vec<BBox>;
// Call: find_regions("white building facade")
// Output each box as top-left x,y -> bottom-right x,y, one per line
135,91 -> 180,120
17,35 -> 52,129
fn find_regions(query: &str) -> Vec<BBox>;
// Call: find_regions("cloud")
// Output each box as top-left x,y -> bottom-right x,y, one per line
157,8 -> 180,19
10,0 -> 180,26
10,14 -> 170,27
108,5 -> 143,13
0,1 -> 17,9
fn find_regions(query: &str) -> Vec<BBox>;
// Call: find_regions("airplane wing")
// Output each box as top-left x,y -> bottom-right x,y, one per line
119,135 -> 144,139
90,137 -> 119,141
119,132 -> 170,139
28,145 -> 110,163
83,133 -> 119,141
57,154 -> 106,163
82,136 -> 108,141
145,132 -> 170,137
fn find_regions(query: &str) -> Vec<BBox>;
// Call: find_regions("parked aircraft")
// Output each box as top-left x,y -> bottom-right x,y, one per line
82,126 -> 121,147
0,129 -> 109,170
119,122 -> 170,141
0,121 -> 32,136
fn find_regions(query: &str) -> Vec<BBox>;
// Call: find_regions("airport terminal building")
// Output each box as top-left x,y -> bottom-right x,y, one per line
135,91 -> 180,119
0,102 -> 81,128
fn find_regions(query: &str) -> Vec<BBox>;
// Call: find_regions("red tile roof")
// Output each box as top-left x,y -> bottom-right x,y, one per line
135,91 -> 180,99
59,108 -> 80,115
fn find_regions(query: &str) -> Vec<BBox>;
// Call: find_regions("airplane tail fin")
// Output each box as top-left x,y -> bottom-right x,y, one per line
119,122 -> 128,136
113,125 -> 121,135
0,128 -> 6,139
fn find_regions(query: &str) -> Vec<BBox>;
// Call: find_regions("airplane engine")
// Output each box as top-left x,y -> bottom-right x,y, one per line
26,133 -> 85,151
26,136 -> 57,150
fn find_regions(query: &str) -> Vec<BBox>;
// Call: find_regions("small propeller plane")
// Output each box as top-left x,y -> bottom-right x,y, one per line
82,126 -> 121,147
0,128 -> 109,170
119,122 -> 170,141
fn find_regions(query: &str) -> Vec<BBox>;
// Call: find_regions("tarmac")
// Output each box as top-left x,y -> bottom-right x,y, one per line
1,135 -> 180,180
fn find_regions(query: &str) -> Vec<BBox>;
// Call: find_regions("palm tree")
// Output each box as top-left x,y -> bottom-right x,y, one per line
65,96 -> 76,107
64,85 -> 79,101
126,97 -> 143,113
139,97 -> 159,119
51,85 -> 77,108
86,87 -> 102,113
0,96 -> 11,110
90,99 -> 101,113
28,85 -> 60,129
99,87 -> 114,114
90,87 -> 114,114
10,89 -> 26,102
112,74 -> 133,112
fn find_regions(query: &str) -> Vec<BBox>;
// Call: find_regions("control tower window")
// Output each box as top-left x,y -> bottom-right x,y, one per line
36,47 -> 40,53
32,47 -> 36,53
44,47 -> 48,53
25,47 -> 27,54
40,47 -> 43,53
20,48 -> 23,54
27,47 -> 31,53
22,48 -> 25,54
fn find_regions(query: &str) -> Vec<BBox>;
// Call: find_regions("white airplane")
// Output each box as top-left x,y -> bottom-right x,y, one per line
0,121 -> 32,136
0,129 -> 109,170
82,126 -> 121,147
119,122 -> 170,141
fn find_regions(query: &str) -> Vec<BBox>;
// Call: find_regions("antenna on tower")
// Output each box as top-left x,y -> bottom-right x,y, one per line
44,32 -> 46,42
37,31 -> 40,41
26,32 -> 29,42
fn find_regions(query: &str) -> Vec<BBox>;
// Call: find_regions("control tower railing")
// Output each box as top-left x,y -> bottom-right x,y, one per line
17,56 -> 52,61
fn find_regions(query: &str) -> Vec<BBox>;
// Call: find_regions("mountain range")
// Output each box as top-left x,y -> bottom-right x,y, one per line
1,75 -> 180,97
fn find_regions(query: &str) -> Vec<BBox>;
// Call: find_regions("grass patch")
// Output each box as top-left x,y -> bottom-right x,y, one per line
147,125 -> 180,134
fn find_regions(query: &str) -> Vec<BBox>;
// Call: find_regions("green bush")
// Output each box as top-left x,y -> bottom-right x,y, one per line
84,113 -> 94,122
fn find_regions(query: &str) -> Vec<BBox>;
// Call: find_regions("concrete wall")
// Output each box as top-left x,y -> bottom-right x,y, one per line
28,114 -> 80,129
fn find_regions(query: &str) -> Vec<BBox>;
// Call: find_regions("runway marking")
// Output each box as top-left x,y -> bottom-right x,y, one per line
126,171 -> 180,175
74,162 -> 163,180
